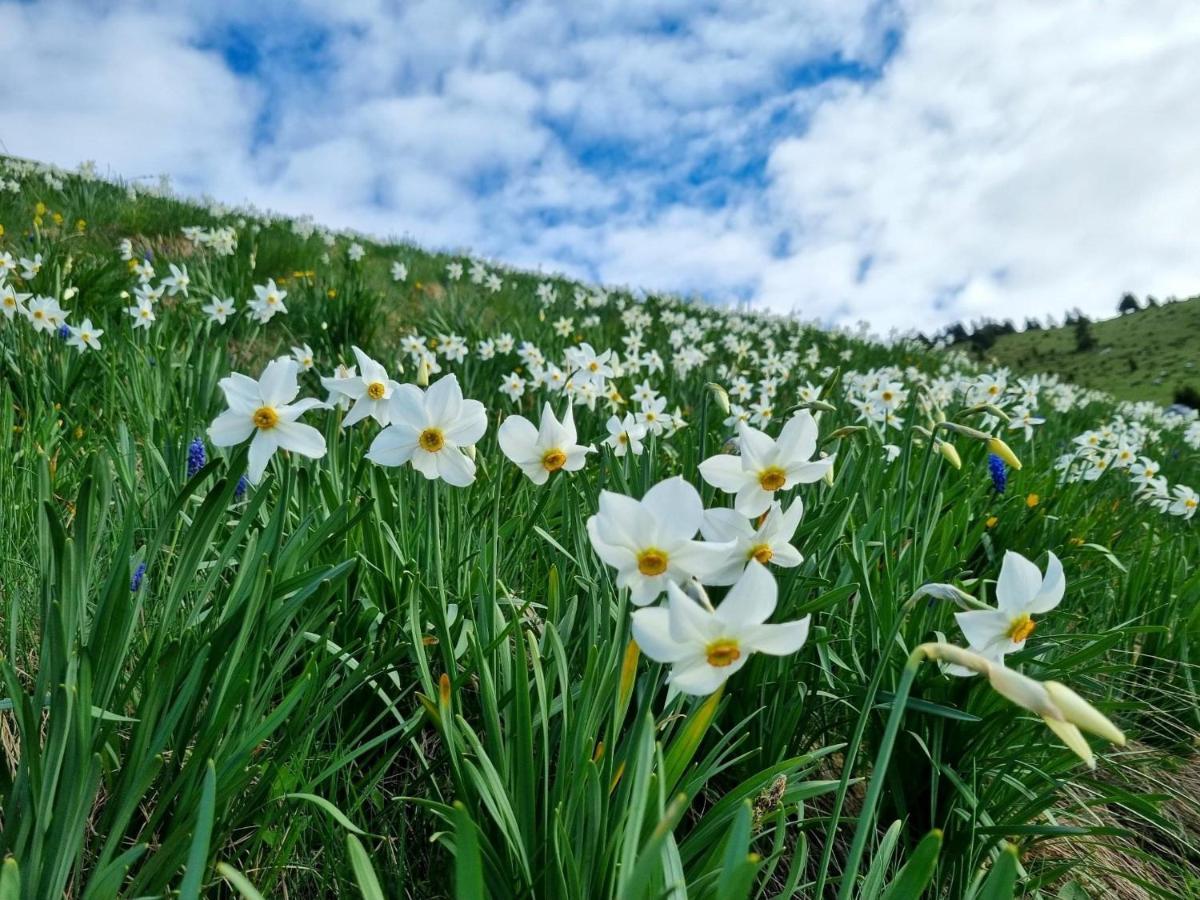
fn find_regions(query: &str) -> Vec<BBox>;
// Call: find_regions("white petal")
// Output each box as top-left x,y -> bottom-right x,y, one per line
498,415 -> 540,465
1028,552 -> 1066,614
208,409 -> 254,447
996,551 -> 1044,614
273,421 -> 326,459
436,448 -> 476,486
776,411 -> 818,464
670,656 -> 743,695
258,358 -> 300,407
954,609 -> 1012,651
631,608 -> 690,663
744,615 -> 810,655
643,477 -> 704,542
247,430 -> 278,483
366,426 -> 417,467
444,400 -> 488,446
716,560 -> 777,626
699,454 -> 748,493
425,374 -> 463,426
701,507 -> 754,542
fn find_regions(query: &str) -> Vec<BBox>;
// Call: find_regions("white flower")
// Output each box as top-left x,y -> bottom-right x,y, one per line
498,403 -> 593,485
207,358 -> 328,484
66,318 -> 103,351
18,254 -> 43,280
391,261 -> 408,282
249,279 -> 288,323
348,242 -> 365,262
322,362 -> 358,409
700,501 -> 804,585
27,296 -> 65,333
291,344 -> 315,371
604,413 -> 646,457
699,413 -> 833,517
586,476 -> 734,606
1,284 -> 29,319
922,642 -> 1125,768
632,562 -> 811,695
202,296 -> 236,324
1168,485 -> 1198,520
323,346 -> 402,427
366,374 -> 487,487
952,551 -> 1064,669
126,299 -> 156,330
162,263 -> 190,297
499,372 -> 525,400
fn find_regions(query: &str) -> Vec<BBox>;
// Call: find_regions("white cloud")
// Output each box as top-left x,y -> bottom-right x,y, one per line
0,0 -> 1196,333
758,0 -> 1200,331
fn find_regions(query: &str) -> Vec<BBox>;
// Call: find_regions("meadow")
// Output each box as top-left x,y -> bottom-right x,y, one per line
0,156 -> 1198,899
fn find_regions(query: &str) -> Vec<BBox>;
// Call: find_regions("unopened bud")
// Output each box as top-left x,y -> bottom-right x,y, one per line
987,437 -> 1022,470
937,440 -> 962,469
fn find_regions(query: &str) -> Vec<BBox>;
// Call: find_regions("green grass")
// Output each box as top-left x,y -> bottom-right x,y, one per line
0,156 -> 1198,899
979,298 -> 1200,405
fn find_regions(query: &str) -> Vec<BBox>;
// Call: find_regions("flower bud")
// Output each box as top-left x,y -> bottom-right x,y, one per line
987,437 -> 1023,470
936,440 -> 962,469
705,382 -> 731,415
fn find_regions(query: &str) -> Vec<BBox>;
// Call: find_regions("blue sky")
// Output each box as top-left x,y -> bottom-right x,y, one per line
1,0 -> 1199,332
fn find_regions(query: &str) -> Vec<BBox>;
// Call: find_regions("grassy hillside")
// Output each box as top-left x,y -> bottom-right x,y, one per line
1,156 -> 1198,899
981,298 -> 1200,405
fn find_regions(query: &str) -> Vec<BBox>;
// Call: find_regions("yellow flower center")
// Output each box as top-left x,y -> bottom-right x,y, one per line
1006,613 -> 1036,643
366,381 -> 386,400
32,310 -> 44,319
419,428 -> 445,452
705,639 -> 741,668
749,543 -> 774,564
253,406 -> 279,430
882,391 -> 894,402
588,361 -> 600,372
759,466 -> 787,492
542,448 -> 567,472
637,549 -> 669,576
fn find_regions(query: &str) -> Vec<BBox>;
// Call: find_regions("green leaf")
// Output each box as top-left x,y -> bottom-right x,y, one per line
0,857 -> 20,900
454,801 -> 487,900
215,863 -> 267,900
975,842 -> 1019,900
880,828 -> 942,900
179,759 -> 217,900
347,834 -> 386,900
279,792 -> 368,836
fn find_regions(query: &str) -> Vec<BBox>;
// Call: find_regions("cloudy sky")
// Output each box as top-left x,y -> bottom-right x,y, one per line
2,0 -> 1197,332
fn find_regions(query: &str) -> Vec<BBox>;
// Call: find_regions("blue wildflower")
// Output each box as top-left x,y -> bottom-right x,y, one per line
130,562 -> 147,593
56,323 -> 71,341
988,453 -> 1007,494
187,437 -> 207,478
235,475 -> 249,501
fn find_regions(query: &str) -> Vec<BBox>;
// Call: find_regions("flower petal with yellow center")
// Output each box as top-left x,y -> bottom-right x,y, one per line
705,638 -> 741,667
637,548 -> 668,576
253,406 -> 279,430
541,448 -> 567,472
1006,612 -> 1036,643
366,381 -> 386,400
419,428 -> 445,452
759,466 -> 787,492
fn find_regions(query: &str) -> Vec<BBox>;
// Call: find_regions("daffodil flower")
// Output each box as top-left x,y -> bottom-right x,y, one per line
207,357 -> 328,483
700,500 -> 804,585
586,476 -> 734,605
498,402 -> 593,485
952,550 -> 1064,667
366,374 -> 486,487
323,346 -> 402,428
922,642 -> 1125,768
632,561 -> 811,695
699,413 -> 833,517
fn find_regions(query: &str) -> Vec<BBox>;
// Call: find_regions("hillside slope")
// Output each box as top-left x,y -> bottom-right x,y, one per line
980,298 -> 1200,405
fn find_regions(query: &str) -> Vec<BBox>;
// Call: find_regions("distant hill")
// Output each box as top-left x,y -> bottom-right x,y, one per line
974,297 -> 1199,406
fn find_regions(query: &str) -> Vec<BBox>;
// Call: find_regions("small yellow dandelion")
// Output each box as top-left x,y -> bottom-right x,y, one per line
986,515 -> 999,529
1026,493 -> 1039,508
